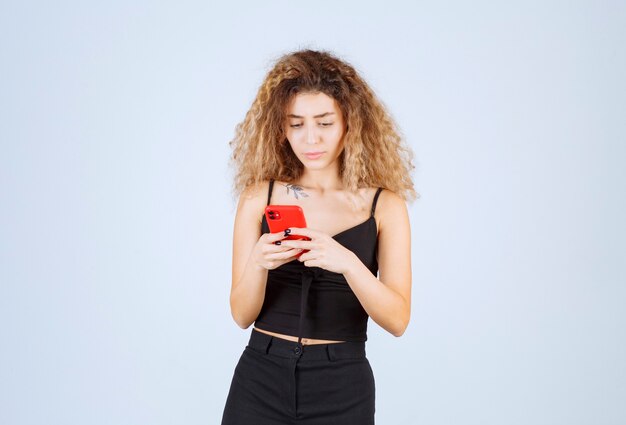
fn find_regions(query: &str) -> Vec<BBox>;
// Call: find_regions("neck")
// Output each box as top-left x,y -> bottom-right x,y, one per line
298,168 -> 342,191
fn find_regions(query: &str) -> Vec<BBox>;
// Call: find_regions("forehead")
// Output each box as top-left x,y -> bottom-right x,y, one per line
286,92 -> 341,115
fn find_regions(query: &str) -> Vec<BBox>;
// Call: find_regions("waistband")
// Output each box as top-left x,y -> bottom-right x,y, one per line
247,329 -> 366,361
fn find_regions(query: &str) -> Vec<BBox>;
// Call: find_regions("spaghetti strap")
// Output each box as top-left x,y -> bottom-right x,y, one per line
266,180 -> 274,206
371,188 -> 383,217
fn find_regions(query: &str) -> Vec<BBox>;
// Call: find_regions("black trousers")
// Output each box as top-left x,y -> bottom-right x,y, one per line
221,329 -> 376,424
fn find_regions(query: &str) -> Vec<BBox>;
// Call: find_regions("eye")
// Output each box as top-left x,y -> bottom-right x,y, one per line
319,122 -> 334,127
289,123 -> 302,128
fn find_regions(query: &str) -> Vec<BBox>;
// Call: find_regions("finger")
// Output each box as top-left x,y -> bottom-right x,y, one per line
264,231 -> 287,243
297,251 -> 314,262
266,248 -> 303,261
264,244 -> 295,254
279,239 -> 312,250
302,259 -> 321,268
281,249 -> 304,261
284,227 -> 317,239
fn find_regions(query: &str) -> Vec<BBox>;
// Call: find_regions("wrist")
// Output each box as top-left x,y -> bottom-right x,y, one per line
249,254 -> 267,272
342,251 -> 363,277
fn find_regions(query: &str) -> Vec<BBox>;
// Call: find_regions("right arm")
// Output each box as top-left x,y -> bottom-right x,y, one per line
229,182 -> 301,328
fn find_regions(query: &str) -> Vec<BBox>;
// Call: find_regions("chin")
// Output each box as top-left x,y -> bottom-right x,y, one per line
303,162 -> 329,170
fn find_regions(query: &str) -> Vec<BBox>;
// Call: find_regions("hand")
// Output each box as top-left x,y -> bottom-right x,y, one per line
251,231 -> 303,270
279,227 -> 359,275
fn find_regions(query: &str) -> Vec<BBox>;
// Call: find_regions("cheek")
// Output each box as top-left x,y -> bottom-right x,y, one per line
285,138 -> 297,153
284,129 -> 296,145
329,128 -> 345,147
285,129 -> 302,143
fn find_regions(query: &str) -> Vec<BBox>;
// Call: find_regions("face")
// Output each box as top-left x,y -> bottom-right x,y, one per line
284,92 -> 346,171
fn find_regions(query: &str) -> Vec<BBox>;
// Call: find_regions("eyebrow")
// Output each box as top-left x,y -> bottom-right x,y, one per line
287,112 -> 336,119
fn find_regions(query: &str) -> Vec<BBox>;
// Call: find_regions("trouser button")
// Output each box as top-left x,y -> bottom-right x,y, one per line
294,346 -> 302,356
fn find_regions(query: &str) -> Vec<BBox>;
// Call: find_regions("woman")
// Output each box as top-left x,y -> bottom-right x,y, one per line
222,49 -> 417,424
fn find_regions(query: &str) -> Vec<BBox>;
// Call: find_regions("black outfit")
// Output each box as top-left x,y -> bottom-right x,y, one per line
221,181 -> 383,425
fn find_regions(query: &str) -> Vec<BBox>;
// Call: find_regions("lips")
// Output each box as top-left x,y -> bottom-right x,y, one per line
304,151 -> 325,160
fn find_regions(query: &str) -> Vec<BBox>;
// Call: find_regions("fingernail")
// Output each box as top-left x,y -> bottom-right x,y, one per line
274,241 -> 281,245
284,229 -> 291,236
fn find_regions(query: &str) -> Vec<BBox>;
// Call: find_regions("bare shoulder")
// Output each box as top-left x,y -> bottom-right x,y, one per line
236,180 -> 271,222
375,189 -> 409,232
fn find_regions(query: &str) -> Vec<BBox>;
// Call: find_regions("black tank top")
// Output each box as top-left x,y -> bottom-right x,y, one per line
254,180 -> 384,343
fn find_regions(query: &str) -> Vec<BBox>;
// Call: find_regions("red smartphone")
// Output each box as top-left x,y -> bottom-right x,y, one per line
264,205 -> 311,256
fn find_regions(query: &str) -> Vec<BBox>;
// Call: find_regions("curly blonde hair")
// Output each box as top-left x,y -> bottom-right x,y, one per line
229,49 -> 418,202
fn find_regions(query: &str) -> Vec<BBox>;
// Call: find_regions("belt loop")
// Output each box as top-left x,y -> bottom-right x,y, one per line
264,335 -> 274,354
326,344 -> 336,362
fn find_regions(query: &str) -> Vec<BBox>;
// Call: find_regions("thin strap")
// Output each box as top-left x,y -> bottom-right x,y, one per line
266,180 -> 274,206
371,187 -> 383,217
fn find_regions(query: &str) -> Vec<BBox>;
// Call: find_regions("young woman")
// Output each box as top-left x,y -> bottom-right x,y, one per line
222,49 -> 417,425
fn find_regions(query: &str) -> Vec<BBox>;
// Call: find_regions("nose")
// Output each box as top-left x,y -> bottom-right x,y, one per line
306,126 -> 318,145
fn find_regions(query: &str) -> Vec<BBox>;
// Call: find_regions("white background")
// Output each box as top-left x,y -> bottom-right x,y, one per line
1,1 -> 625,424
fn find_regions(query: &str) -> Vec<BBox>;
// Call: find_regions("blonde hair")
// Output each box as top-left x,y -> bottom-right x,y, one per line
229,49 -> 418,202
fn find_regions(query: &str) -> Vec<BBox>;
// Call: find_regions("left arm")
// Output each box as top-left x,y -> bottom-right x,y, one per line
281,191 -> 412,337
342,191 -> 412,336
